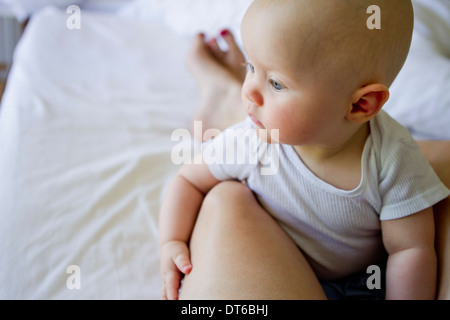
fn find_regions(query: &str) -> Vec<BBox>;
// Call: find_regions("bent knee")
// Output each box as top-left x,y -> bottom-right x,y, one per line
190,181 -> 257,250
204,180 -> 254,208
198,181 -> 261,224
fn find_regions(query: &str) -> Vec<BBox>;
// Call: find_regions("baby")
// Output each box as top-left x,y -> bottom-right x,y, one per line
159,0 -> 450,300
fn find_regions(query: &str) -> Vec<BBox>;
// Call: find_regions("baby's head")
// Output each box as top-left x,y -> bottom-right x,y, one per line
241,0 -> 414,146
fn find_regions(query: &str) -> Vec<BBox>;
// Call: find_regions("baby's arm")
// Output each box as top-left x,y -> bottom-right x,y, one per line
159,155 -> 221,300
381,207 -> 437,300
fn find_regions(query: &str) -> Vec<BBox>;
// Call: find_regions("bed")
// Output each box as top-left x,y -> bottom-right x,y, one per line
0,0 -> 449,299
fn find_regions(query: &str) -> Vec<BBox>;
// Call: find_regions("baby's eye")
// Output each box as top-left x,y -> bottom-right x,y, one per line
271,80 -> 285,91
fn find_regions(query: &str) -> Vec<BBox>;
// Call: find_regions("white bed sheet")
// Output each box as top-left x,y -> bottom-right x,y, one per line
0,0 -> 449,300
0,6 -> 199,299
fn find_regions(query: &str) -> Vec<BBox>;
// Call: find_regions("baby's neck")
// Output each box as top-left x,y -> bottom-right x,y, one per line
293,123 -> 370,191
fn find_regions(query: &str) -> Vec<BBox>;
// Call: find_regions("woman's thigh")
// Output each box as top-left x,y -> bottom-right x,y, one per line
179,181 -> 326,300
434,197 -> 450,299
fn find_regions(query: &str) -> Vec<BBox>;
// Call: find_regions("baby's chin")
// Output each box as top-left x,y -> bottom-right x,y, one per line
255,127 -> 280,145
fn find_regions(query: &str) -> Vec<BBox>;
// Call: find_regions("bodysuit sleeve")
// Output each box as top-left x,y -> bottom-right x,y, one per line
374,112 -> 450,221
203,118 -> 259,182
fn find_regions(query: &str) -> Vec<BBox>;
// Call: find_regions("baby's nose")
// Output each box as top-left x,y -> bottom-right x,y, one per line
243,82 -> 263,107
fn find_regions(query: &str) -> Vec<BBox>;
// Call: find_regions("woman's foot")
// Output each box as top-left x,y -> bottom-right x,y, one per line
186,31 -> 247,141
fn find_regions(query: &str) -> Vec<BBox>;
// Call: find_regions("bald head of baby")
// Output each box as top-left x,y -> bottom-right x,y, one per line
241,0 -> 414,95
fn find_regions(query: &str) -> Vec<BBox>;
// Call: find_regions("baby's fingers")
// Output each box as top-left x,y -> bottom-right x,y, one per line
160,241 -> 192,300
162,270 -> 182,300
172,244 -> 192,275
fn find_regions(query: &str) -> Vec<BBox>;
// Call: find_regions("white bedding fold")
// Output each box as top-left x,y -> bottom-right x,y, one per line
0,7 -> 197,299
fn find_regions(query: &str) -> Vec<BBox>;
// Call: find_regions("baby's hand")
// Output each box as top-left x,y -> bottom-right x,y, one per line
160,240 -> 192,300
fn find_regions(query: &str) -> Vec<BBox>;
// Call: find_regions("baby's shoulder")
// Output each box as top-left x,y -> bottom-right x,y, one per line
370,111 -> 421,161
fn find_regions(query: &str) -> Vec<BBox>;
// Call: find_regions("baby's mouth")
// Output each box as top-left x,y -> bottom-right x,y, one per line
248,113 -> 265,129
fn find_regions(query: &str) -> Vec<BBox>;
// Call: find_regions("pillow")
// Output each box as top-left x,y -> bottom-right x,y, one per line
384,0 -> 450,140
0,0 -> 134,21
81,0 -> 135,12
0,0 -> 87,21
122,0 -> 253,42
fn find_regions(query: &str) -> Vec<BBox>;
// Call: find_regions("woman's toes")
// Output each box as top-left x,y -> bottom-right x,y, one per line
207,37 -> 225,61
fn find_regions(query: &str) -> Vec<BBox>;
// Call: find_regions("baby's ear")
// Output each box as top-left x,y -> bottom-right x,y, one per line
346,84 -> 389,123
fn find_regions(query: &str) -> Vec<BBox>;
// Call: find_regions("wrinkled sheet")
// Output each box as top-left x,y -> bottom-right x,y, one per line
0,7 -> 198,299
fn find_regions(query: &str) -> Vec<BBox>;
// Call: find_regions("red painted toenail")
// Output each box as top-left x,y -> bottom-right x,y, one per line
220,29 -> 229,36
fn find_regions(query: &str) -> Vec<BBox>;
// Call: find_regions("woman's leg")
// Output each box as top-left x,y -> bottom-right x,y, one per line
179,181 -> 326,300
434,197 -> 450,300
418,141 -> 450,300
